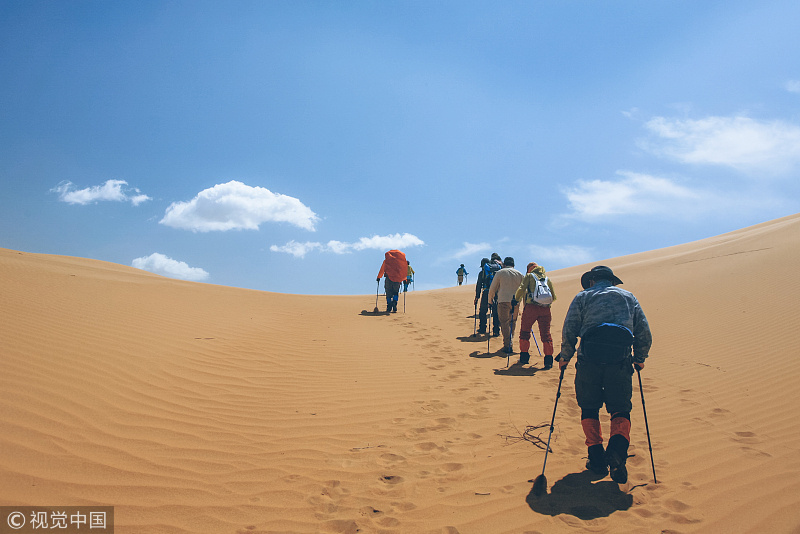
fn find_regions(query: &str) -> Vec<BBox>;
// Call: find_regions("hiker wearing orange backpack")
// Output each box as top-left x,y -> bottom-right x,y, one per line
377,249 -> 407,313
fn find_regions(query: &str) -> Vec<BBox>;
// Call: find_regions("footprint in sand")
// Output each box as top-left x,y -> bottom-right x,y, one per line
732,431 -> 761,444
415,441 -> 446,452
740,446 -> 772,458
319,519 -> 360,534
378,453 -> 407,466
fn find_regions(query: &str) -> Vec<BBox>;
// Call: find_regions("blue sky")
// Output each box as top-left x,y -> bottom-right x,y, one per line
2,0 -> 799,295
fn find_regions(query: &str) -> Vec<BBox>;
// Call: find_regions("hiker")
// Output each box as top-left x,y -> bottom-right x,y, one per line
456,264 -> 468,285
555,265 -> 652,484
404,261 -> 415,292
486,256 -> 524,354
474,253 -> 502,336
512,262 -> 556,368
377,250 -> 407,313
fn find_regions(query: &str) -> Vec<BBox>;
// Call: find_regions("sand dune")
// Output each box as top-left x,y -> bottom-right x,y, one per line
2,213 -> 800,533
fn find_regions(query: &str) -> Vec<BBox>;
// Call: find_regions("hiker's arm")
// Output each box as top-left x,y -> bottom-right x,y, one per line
558,297 -> 583,362
513,276 -> 527,305
631,300 -> 652,364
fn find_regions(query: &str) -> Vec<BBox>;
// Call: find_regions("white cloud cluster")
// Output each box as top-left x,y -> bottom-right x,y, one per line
160,180 -> 319,232
131,253 -> 210,281
528,245 -> 595,267
642,115 -> 800,174
450,242 -> 492,259
52,179 -> 151,206
564,171 -> 700,220
270,233 -> 425,258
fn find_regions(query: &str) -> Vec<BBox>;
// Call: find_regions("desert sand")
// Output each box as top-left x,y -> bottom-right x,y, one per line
2,213 -> 800,533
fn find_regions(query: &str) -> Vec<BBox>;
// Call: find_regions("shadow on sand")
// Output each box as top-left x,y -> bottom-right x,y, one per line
468,349 -> 507,360
457,334 -> 489,343
359,309 -> 391,317
493,364 -> 542,376
526,470 -> 633,520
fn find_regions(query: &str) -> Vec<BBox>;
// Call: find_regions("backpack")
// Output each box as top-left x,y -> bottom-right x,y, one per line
580,323 -> 634,364
482,262 -> 501,288
528,276 -> 553,306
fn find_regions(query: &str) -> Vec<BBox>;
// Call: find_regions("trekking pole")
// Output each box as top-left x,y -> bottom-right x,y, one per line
532,366 -> 566,497
486,305 -> 491,353
373,280 -> 380,313
531,329 -> 543,357
507,306 -> 517,367
403,289 -> 406,313
472,301 -> 478,336
637,368 -> 658,484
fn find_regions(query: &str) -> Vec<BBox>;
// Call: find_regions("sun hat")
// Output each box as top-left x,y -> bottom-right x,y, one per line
580,265 -> 623,290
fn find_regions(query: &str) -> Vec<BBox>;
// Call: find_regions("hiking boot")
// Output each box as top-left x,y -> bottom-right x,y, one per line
605,435 -> 630,484
543,355 -> 553,369
477,327 -> 487,335
518,352 -> 530,365
586,444 -> 608,476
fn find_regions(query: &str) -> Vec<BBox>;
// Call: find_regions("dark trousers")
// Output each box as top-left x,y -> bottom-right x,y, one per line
478,290 -> 499,333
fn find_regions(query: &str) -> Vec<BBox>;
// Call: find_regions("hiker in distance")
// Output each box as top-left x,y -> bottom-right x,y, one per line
555,265 -> 652,484
487,257 -> 524,354
456,264 -> 468,285
512,262 -> 556,368
376,249 -> 408,313
474,254 -> 502,336
404,261 -> 415,292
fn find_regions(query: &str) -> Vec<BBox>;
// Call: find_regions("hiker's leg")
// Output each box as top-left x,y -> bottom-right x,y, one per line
478,291 -> 489,332
491,302 -> 500,335
537,308 -> 554,356
575,361 -> 604,443
603,362 -> 634,482
576,361 -> 608,475
497,302 -> 512,348
518,305 -> 534,353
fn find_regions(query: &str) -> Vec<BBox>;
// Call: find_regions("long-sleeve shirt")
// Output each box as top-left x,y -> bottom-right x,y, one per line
487,267 -> 524,304
560,279 -> 652,364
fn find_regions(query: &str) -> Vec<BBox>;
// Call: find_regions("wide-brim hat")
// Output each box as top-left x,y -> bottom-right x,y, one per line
581,265 -> 623,289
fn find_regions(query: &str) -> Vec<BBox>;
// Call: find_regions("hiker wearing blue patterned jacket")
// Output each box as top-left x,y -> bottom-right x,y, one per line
555,265 -> 652,485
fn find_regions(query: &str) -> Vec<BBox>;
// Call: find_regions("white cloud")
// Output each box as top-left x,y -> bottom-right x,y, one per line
347,233 -> 425,251
269,241 -> 323,258
446,241 -> 491,261
786,80 -> 800,94
563,171 -> 700,219
642,115 -> 800,174
529,245 -> 595,267
160,180 -> 319,232
52,179 -> 151,206
131,253 -> 210,281
270,233 -> 425,258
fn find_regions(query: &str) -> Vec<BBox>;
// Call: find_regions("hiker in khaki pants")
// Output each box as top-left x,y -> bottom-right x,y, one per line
486,257 -> 524,354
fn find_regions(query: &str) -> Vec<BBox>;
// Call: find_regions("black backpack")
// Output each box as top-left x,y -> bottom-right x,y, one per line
580,323 -> 634,364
